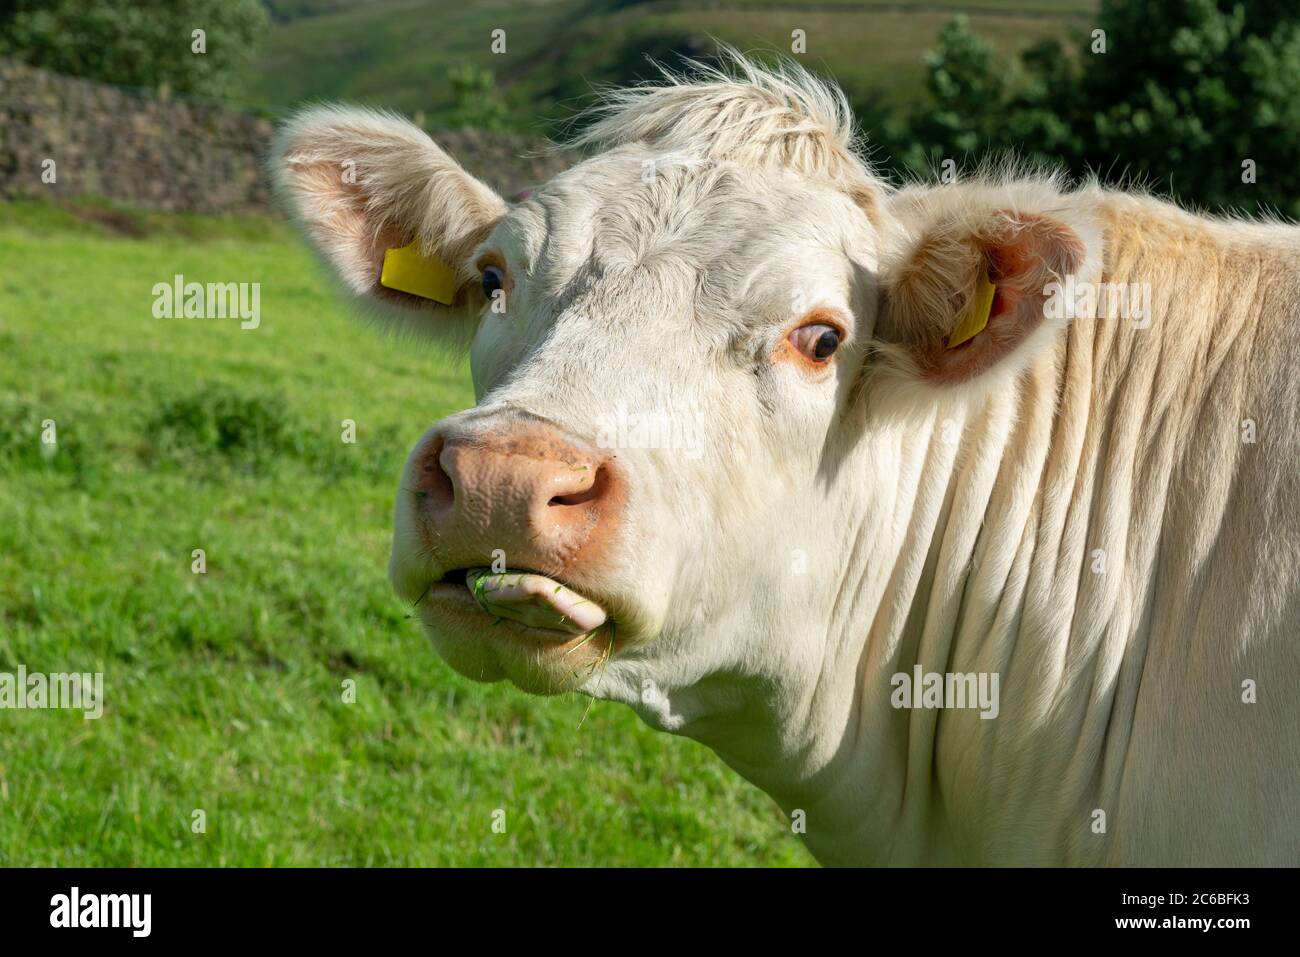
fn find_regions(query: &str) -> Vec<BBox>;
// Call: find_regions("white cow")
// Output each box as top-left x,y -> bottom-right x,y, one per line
274,55 -> 1300,866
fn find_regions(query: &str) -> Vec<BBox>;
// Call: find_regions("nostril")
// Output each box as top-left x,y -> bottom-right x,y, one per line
548,463 -> 609,508
416,435 -> 455,508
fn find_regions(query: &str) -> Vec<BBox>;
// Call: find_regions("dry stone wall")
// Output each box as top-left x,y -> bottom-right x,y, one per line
0,58 -> 571,213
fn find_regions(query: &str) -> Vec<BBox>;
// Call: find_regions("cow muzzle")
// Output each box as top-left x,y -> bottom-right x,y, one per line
389,413 -> 627,688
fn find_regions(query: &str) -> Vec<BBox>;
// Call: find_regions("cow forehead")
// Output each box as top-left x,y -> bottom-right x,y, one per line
493,147 -> 872,316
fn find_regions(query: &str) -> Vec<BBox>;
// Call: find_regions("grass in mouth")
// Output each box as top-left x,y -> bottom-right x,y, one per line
467,568 -> 521,618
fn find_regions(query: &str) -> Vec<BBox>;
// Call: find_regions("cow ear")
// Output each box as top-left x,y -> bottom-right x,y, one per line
271,105 -> 507,346
876,206 -> 1092,386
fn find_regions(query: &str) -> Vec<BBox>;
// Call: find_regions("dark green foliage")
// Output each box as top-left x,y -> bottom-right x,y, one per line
147,387 -> 299,467
144,384 -> 402,480
0,0 -> 269,99
0,394 -> 102,486
443,64 -> 511,132
889,2 -> 1300,216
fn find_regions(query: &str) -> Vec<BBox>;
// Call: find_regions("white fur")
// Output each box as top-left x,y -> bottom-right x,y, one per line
279,53 -> 1300,866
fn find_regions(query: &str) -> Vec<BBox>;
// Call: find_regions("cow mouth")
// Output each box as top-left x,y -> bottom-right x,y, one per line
426,567 -> 609,639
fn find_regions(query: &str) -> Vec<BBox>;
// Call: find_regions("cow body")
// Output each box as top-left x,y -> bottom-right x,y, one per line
274,55 -> 1300,865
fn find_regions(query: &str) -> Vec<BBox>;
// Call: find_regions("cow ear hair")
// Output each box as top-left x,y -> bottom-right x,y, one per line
271,105 -> 507,348
875,203 -> 1096,387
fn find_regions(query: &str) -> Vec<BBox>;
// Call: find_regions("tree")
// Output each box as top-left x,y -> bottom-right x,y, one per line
894,0 -> 1300,217
443,64 -> 510,132
909,17 -> 1009,166
1073,0 -> 1300,215
0,0 -> 269,100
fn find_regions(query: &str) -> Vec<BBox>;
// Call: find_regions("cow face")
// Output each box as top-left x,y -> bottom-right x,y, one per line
424,151 -> 884,700
273,64 -> 1094,729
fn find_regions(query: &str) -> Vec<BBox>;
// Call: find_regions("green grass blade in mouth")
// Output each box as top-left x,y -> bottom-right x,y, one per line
463,568 -> 607,634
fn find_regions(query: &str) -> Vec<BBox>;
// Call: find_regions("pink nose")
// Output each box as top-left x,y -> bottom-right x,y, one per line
412,421 -> 622,576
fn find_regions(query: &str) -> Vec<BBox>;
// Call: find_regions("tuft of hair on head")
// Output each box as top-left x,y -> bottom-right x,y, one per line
564,45 -> 890,218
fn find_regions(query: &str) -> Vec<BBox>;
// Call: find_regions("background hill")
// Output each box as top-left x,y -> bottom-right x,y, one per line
10,0 -> 1292,216
248,0 -> 1097,137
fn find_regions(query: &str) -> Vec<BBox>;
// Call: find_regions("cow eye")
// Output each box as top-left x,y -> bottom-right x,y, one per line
481,265 -> 505,299
788,323 -> 842,362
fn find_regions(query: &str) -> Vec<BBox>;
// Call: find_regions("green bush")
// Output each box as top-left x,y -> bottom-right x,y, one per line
0,0 -> 269,99
887,1 -> 1300,217
443,64 -> 510,132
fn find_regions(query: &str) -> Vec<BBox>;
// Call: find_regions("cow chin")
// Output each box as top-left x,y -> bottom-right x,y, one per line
413,593 -> 616,696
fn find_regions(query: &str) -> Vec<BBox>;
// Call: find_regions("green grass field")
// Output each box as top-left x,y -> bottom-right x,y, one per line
0,199 -> 809,866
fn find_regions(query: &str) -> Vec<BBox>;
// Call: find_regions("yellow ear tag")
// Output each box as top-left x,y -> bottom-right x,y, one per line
947,271 -> 997,348
379,240 -> 457,305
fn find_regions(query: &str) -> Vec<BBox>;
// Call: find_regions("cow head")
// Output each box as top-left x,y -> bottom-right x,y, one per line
273,58 -> 1098,753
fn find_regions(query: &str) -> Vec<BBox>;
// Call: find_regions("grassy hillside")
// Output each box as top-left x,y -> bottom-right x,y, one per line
0,198 -> 808,866
248,0 -> 1098,135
